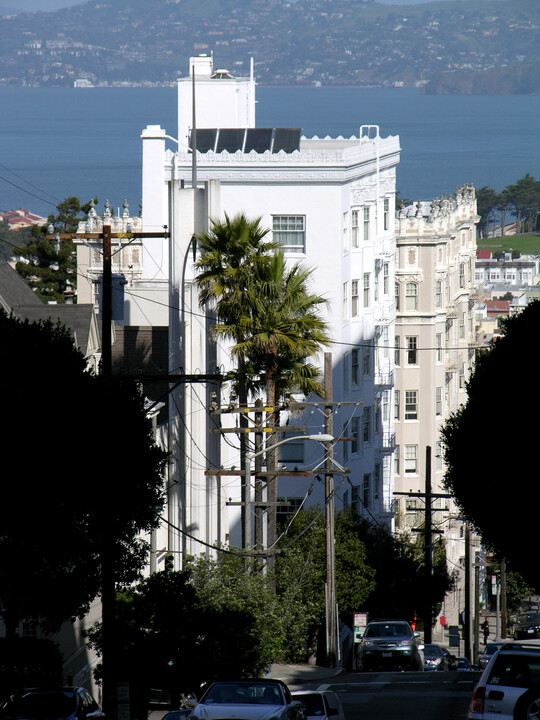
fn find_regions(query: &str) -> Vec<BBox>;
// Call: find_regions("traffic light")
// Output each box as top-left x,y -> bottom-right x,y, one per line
164,552 -> 174,574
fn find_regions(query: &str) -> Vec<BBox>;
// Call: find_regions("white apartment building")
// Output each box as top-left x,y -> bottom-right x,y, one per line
394,187 -> 479,629
139,55 -> 401,561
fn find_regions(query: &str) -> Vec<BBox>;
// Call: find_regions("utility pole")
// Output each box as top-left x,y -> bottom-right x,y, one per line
424,446 -> 433,644
324,352 -> 337,667
465,522 -> 472,662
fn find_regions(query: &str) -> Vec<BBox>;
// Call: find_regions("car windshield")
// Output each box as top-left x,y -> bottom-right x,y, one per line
293,695 -> 325,716
365,623 -> 411,638
203,683 -> 283,705
519,613 -> 540,624
423,645 -> 443,657
3,692 -> 77,719
484,643 -> 504,656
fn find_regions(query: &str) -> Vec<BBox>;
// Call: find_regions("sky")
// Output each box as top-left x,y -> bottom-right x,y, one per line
12,0 -> 466,11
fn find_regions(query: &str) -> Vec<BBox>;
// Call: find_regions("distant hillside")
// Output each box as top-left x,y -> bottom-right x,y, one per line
0,0 -> 539,90
424,61 -> 540,94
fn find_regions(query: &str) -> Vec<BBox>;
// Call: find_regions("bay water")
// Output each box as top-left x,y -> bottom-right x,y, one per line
0,86 -> 538,219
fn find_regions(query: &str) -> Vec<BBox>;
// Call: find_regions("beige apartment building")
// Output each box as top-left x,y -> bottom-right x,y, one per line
394,185 -> 480,630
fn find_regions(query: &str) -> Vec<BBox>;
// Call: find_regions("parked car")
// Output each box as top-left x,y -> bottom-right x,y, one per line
514,612 -> 540,640
468,642 -> 540,719
186,680 -> 303,720
292,691 -> 345,720
423,643 -> 451,671
0,688 -> 106,720
455,657 -> 473,671
161,711 -> 191,720
478,642 -> 505,670
356,619 -> 424,672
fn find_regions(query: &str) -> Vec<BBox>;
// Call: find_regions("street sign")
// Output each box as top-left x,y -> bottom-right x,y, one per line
353,612 -> 368,642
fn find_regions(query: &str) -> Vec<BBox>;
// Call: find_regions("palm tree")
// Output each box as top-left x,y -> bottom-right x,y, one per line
195,213 -> 281,550
195,215 -> 330,557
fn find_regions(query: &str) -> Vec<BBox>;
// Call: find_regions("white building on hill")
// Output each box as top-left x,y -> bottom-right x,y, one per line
139,54 -> 401,564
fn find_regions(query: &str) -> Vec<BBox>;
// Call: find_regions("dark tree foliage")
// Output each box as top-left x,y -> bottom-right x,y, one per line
441,300 -> 540,591
13,196 -> 96,302
87,569 -> 262,720
0,311 -> 167,634
354,520 -> 453,629
476,175 -> 540,238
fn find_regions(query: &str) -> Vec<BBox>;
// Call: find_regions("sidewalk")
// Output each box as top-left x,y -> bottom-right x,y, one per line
267,663 -> 344,687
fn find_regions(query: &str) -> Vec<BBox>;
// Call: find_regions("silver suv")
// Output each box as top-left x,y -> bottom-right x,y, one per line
356,619 -> 424,672
468,642 -> 540,720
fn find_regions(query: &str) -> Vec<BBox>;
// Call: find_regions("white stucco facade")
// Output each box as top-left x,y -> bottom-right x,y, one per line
140,55 -> 401,561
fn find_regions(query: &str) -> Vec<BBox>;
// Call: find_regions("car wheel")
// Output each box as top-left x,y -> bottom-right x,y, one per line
514,687 -> 540,720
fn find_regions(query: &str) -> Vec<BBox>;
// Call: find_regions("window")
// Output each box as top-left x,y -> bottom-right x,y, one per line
374,463 -> 381,499
363,273 -> 370,307
394,389 -> 400,420
395,282 -> 400,311
435,387 -> 442,416
435,280 -> 442,308
352,279 -> 359,317
363,345 -> 371,375
405,390 -> 418,420
405,445 -> 418,474
363,207 -> 370,242
459,313 -> 465,339
343,351 -> 349,392
343,212 -> 349,253
278,432 -> 304,463
406,336 -> 418,365
436,333 -> 443,362
383,197 -> 390,231
383,262 -> 389,295
276,497 -> 303,525
406,282 -> 418,311
435,441 -> 443,471
351,417 -> 359,454
351,485 -> 359,513
342,282 -> 348,321
352,210 -> 359,248
363,407 -> 371,443
395,445 -> 400,475
395,335 -> 400,365
352,349 -> 360,385
363,473 -> 371,507
272,215 -> 305,253
382,389 -> 390,423
460,263 -> 466,288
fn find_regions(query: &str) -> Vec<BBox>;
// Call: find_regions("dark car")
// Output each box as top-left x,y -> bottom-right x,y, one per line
514,612 -> 540,640
0,688 -> 105,720
455,656 -> 473,671
356,620 -> 424,672
423,644 -> 450,671
477,642 -> 505,670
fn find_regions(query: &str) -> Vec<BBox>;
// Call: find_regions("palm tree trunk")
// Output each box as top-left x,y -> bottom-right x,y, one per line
265,367 -> 278,581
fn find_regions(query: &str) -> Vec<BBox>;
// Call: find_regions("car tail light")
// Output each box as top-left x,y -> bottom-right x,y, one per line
470,686 -> 485,715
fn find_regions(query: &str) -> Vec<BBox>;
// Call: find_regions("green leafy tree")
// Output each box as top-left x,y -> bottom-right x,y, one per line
275,508 -> 375,661
0,311 -> 167,635
476,186 -> 499,239
87,566 -> 270,720
0,221 -> 33,263
506,174 -> 540,234
441,300 -> 540,590
13,196 -> 95,302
